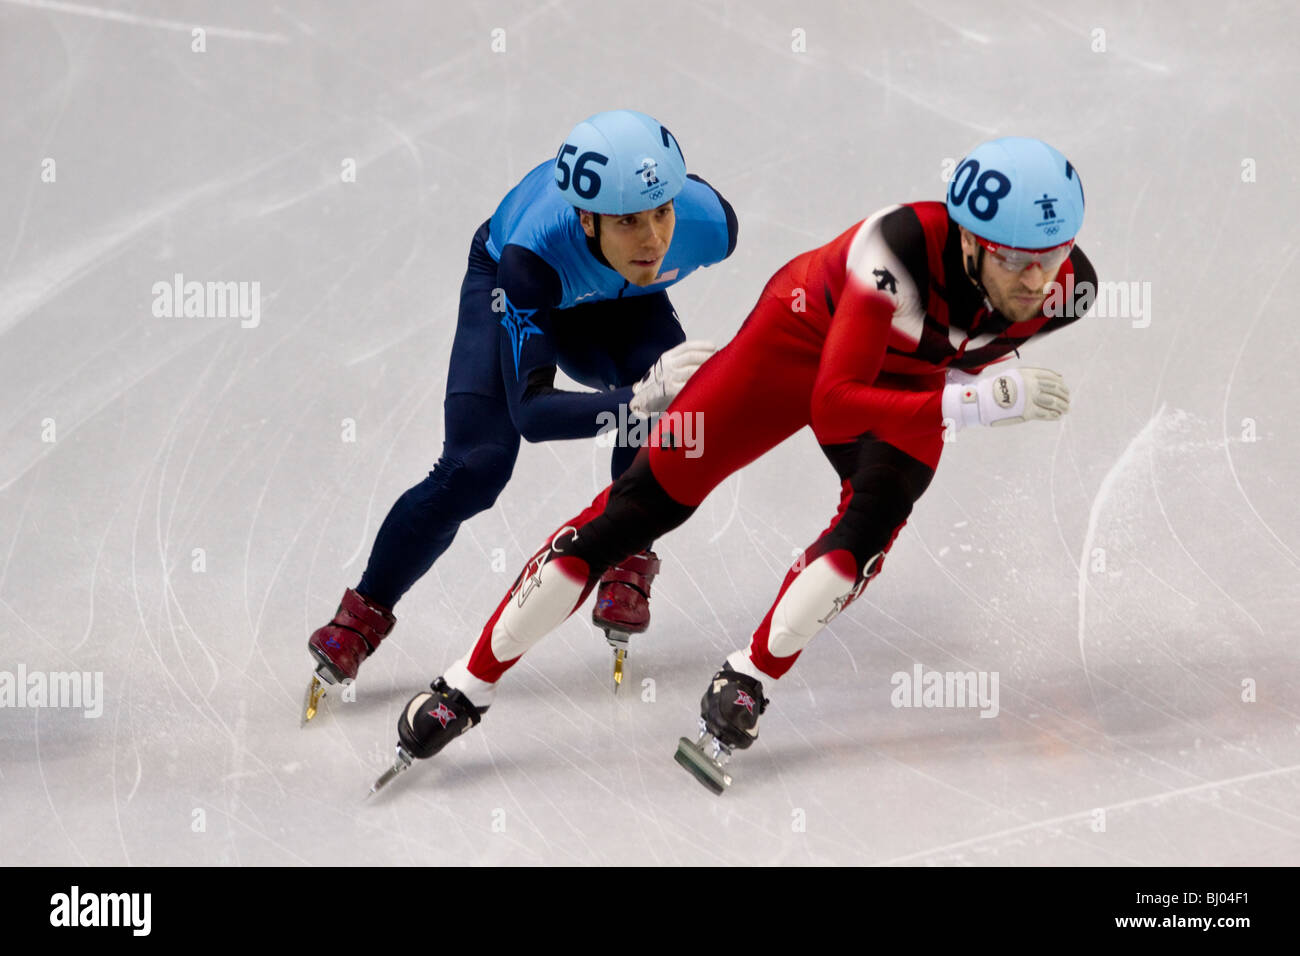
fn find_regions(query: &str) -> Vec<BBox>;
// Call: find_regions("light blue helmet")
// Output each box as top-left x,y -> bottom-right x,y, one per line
946,137 -> 1084,249
553,110 -> 687,215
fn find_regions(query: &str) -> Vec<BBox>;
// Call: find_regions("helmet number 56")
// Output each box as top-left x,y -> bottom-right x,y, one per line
555,144 -> 609,200
948,159 -> 1012,222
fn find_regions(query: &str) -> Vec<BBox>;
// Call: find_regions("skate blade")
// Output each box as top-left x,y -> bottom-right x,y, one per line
301,674 -> 328,726
674,737 -> 731,795
601,628 -> 631,694
366,746 -> 413,800
612,647 -> 626,693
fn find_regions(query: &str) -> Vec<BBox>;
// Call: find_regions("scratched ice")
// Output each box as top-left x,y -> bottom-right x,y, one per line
1,0 -> 1296,865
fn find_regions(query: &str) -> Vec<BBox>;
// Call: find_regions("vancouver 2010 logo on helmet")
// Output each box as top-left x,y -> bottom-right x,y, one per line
1034,193 -> 1060,238
638,158 -> 660,189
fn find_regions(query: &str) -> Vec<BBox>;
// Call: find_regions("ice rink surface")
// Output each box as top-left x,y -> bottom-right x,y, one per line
2,0 -> 1297,865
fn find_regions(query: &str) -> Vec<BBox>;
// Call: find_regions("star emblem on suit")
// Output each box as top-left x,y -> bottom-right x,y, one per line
501,299 -> 542,377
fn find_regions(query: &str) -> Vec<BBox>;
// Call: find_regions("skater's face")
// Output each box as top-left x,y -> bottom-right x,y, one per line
959,227 -> 1067,324
580,201 -> 676,286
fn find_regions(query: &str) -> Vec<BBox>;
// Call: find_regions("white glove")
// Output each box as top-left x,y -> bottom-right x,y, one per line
629,340 -> 716,416
941,366 -> 1070,431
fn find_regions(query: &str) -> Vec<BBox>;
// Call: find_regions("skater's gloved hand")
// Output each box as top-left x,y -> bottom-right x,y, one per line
941,366 -> 1070,431
630,340 -> 716,417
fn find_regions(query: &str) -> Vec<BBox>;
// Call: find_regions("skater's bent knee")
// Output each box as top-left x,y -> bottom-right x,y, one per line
415,445 -> 517,516
568,457 -> 695,568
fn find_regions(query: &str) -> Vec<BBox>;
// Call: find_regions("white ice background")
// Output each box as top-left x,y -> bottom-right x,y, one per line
1,0 -> 1297,865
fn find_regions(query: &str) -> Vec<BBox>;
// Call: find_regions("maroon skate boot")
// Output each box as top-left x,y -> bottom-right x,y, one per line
591,550 -> 660,692
302,588 -> 396,724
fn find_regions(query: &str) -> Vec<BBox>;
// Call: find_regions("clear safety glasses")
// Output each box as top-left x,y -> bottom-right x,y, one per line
976,237 -> 1074,273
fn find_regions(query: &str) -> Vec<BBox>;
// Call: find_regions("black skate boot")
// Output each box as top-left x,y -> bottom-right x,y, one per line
368,678 -> 487,796
674,663 -> 769,795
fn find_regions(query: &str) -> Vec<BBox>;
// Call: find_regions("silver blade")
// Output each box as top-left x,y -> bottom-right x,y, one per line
366,746 -> 413,799
674,736 -> 731,794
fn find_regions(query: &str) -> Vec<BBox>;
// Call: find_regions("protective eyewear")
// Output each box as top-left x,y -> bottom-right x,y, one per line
977,237 -> 1074,273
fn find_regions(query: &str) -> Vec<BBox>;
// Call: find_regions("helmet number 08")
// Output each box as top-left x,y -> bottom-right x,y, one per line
555,144 -> 609,200
948,159 -> 1012,222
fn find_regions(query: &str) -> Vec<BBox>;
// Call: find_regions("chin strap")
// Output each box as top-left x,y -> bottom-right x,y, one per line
964,245 -> 995,312
964,244 -> 987,295
583,211 -> 612,269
